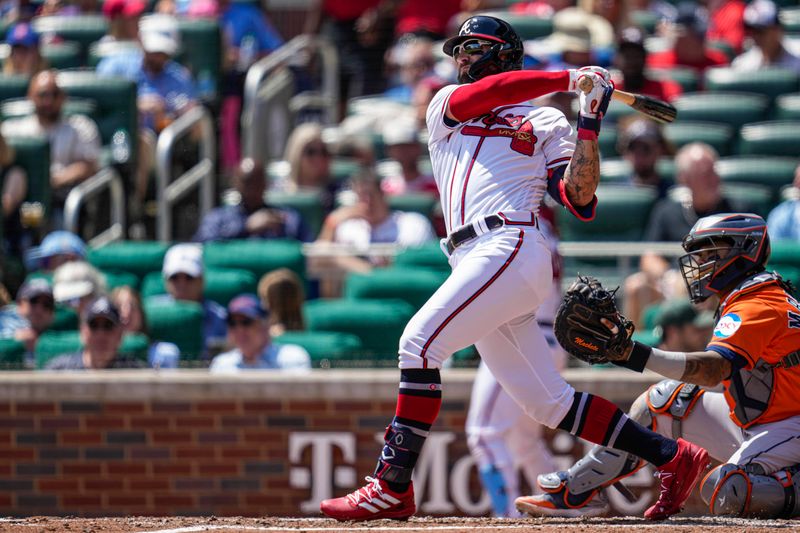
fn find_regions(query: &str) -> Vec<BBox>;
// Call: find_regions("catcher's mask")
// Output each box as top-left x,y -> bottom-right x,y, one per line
679,213 -> 770,303
442,15 -> 523,83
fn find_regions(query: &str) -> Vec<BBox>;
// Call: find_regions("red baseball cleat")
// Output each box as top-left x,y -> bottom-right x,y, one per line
320,476 -> 416,522
645,438 -> 709,520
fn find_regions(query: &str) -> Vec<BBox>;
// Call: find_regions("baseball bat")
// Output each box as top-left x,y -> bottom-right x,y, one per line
578,76 -> 677,124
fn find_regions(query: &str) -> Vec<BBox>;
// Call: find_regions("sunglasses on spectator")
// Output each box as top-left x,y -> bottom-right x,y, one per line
227,317 -> 255,329
34,89 -> 61,99
453,39 -> 494,57
28,296 -> 55,310
303,146 -> 329,158
169,273 -> 198,282
88,319 -> 117,332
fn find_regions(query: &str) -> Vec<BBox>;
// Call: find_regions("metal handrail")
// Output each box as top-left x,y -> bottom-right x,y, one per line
63,167 -> 125,247
155,105 -> 215,242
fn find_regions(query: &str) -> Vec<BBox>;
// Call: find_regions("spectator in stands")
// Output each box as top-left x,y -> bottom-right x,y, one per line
395,0 -> 460,39
384,36 -> 435,105
653,299 -> 716,352
317,170 -> 435,273
25,230 -> 87,273
379,117 -> 436,196
100,0 -> 145,44
257,268 -> 305,338
1,131 -> 30,257
766,163 -> 800,241
110,285 -> 181,369
612,27 -> 682,103
52,260 -> 106,317
45,296 -> 146,370
732,0 -> 800,74
624,142 -> 739,328
2,22 -> 46,76
1,71 -> 101,227
0,279 -> 54,365
158,243 -> 227,357
209,293 -> 310,372
278,123 -> 338,213
543,10 -> 594,70
648,3 -> 729,72
411,75 -> 447,130
194,158 -> 310,243
617,117 -> 671,198
39,0 -> 99,17
707,0 -> 746,55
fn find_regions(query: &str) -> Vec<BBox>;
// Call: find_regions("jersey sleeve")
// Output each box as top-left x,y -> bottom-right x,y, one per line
425,84 -> 461,144
538,108 -> 575,170
706,297 -> 782,369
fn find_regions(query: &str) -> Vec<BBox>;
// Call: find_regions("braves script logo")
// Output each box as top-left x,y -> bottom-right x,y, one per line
461,109 -> 538,156
574,336 -> 599,352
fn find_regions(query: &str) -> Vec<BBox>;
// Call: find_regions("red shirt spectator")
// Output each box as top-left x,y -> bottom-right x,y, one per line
647,47 -> 728,71
647,4 -> 729,72
707,0 -> 746,54
396,0 -> 461,38
614,77 -> 683,103
322,0 -> 380,21
615,28 -> 683,103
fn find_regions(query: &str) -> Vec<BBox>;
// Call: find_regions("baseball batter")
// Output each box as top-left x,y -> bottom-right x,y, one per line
517,213 -> 800,519
320,15 -> 709,522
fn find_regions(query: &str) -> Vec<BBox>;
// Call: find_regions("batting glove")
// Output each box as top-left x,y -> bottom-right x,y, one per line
568,66 -> 611,92
576,74 -> 614,140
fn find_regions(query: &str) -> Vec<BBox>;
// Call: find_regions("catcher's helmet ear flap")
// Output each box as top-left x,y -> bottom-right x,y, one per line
678,213 -> 770,303
442,15 -> 523,82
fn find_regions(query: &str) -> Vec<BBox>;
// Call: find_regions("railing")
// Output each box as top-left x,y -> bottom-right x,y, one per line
242,34 -> 339,161
63,167 -> 125,247
155,106 -> 215,242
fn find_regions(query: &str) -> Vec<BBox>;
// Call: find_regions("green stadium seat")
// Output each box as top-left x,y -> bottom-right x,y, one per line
203,239 -> 305,282
703,67 -> 799,102
600,158 -> 676,186
773,93 -> 800,120
331,158 -> 363,183
0,338 -> 25,367
1,97 -> 97,121
176,19 -> 222,101
707,40 -> 736,62
0,75 -> 29,103
664,121 -> 734,156
603,99 -> 638,124
673,92 -> 770,129
267,190 -> 326,237
143,298 -> 204,358
394,243 -> 449,272
41,41 -> 83,69
770,240 -> 800,266
737,121 -> 800,156
647,67 -> 699,93
598,125 -> 619,158
387,193 -> 437,217
500,14 -> 553,39
101,270 -> 139,291
141,267 -> 256,306
721,183 -> 774,218
304,299 -> 415,359
558,185 -> 658,241
345,268 -> 448,311
630,10 -> 659,34
87,241 -> 170,282
36,330 -> 149,368
6,135 -> 51,215
716,156 -> 798,200
51,306 -> 79,331
32,16 -> 108,61
780,6 -> 800,33
273,331 -> 363,367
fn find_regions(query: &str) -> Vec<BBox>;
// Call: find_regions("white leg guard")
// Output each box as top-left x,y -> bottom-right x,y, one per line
701,463 -> 800,518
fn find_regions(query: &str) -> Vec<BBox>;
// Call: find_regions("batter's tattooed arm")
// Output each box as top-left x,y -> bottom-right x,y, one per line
681,351 -> 732,387
564,139 -> 600,207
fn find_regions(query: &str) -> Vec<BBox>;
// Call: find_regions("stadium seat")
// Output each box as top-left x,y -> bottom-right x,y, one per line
773,93 -> 800,120
0,75 -> 29,103
2,97 -> 97,121
41,41 -> 83,70
770,240 -> 800,266
737,121 -> 800,156
501,14 -> 553,39
558,185 -> 658,241
771,264 -> 800,286
600,99 -> 637,124
35,331 -> 149,368
176,19 -> 222,101
143,298 -> 204,358
32,16 -> 108,62
673,92 -> 770,129
780,6 -> 800,33
6,135 -> 51,215
101,270 -> 139,291
273,331 -> 364,367
203,239 -> 305,283
387,193 -> 437,217
345,267 -> 448,311
0,338 -> 24,367
716,156 -> 798,200
599,158 -> 676,186
331,158 -> 363,183
721,183 -> 775,218
646,67 -> 699,93
304,298 -> 415,359
598,126 -> 619,158
51,306 -> 79,332
87,241 -> 170,282
141,267 -> 256,306
87,40 -> 141,67
394,243 -> 449,272
664,121 -> 734,156
703,67 -> 799,102
267,190 -> 326,237
630,10 -> 659,34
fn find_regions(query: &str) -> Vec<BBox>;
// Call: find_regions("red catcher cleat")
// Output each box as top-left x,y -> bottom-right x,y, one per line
320,477 -> 416,522
645,438 -> 709,520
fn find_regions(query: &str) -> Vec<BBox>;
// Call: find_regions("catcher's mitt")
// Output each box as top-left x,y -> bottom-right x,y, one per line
554,276 -> 634,364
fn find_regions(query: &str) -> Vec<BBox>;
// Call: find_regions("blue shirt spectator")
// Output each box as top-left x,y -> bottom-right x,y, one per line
221,1 -> 283,64
766,166 -> 800,241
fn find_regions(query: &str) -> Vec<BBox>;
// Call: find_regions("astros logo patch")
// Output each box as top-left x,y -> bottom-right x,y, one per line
714,313 -> 742,338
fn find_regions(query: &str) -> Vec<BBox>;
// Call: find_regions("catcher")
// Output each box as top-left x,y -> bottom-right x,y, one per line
517,213 -> 800,519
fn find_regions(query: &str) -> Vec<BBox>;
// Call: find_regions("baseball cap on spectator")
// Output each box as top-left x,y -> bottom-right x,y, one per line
53,261 -> 107,304
103,0 -> 146,19
81,296 -> 121,325
744,0 -> 780,29
618,26 -> 646,52
382,117 -> 419,146
617,118 -> 665,153
17,278 -> 53,303
674,3 -> 709,36
654,299 -> 715,339
227,294 -> 268,320
25,231 -> 87,271
6,22 -> 39,48
162,243 -> 203,279
139,15 -> 180,56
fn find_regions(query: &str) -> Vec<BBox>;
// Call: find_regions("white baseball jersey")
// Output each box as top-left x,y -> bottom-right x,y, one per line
426,84 -> 575,233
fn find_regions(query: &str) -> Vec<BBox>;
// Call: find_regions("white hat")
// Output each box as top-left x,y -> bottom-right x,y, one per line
382,116 -> 420,146
139,14 -> 180,55
162,243 -> 203,279
53,261 -> 107,303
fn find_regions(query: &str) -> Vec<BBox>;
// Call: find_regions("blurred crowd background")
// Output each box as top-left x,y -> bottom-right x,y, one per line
1,0 -> 800,372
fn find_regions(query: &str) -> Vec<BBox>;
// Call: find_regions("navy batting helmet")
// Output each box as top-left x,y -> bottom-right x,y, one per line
679,213 -> 771,303
443,16 -> 523,82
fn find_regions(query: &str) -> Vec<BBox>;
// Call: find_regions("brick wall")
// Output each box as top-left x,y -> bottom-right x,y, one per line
0,370 -> 701,517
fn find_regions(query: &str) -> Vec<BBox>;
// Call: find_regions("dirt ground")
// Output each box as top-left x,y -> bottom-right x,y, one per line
0,516 -> 795,533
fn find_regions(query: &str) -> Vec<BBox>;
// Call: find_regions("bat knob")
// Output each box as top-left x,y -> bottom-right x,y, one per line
578,75 -> 594,94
